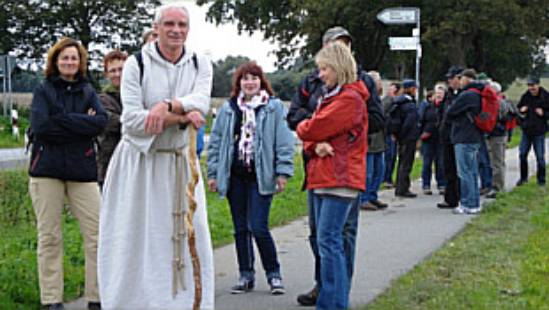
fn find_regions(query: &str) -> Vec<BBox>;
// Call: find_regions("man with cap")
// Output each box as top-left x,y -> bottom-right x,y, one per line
446,69 -> 484,214
287,25 -> 385,306
436,65 -> 463,209
516,75 -> 549,186
389,79 -> 420,198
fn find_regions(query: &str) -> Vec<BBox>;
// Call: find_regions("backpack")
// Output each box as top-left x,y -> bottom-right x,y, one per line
468,85 -> 500,133
387,101 -> 402,135
134,51 -> 198,85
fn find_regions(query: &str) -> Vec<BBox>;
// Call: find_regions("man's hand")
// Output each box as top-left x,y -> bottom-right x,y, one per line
187,111 -> 206,129
145,102 -> 169,134
276,176 -> 287,193
535,107 -> 543,116
315,142 -> 334,158
87,108 -> 96,116
207,179 -> 217,192
520,106 -> 528,113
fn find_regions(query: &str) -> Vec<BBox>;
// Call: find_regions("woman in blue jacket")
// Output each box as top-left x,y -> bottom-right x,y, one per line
28,37 -> 107,310
207,61 -> 294,295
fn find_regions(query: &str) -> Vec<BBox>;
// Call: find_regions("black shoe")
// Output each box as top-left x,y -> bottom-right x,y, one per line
485,190 -> 497,199
437,202 -> 456,209
88,302 -> 101,310
230,278 -> 254,294
516,179 -> 527,186
297,287 -> 318,306
42,304 -> 64,310
479,187 -> 490,195
269,277 -> 286,295
370,199 -> 388,209
396,191 -> 417,198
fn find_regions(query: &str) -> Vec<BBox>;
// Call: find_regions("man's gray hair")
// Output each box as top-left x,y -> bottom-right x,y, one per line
154,4 -> 190,24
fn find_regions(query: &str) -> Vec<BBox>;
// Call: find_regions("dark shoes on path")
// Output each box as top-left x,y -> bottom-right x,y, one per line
437,202 -> 456,209
42,304 -> 64,310
361,200 -> 389,211
297,286 -> 318,306
395,191 -> 417,198
269,277 -> 286,295
231,278 -> 255,294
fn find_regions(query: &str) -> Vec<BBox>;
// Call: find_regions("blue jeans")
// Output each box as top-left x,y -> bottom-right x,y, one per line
519,133 -> 546,184
227,177 -> 281,281
478,139 -> 493,190
359,152 -> 385,204
454,143 -> 481,209
384,136 -> 397,184
312,193 -> 354,310
421,140 -> 446,189
307,191 -> 358,293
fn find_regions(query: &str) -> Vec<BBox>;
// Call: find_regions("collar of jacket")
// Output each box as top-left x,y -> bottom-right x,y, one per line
48,74 -> 87,91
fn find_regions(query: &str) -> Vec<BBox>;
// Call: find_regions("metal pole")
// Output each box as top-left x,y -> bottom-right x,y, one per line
2,57 -> 6,117
7,56 -> 12,113
415,8 -> 420,103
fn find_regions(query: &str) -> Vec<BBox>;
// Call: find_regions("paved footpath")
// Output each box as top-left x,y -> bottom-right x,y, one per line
63,141 -> 547,309
0,147 -> 28,171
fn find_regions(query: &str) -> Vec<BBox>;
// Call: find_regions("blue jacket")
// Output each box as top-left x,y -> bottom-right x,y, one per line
447,82 -> 483,144
207,97 -> 295,196
29,76 -> 107,181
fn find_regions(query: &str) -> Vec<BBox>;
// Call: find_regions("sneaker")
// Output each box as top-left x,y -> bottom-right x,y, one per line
516,179 -> 527,186
88,302 -> 101,310
43,304 -> 64,310
384,182 -> 395,189
423,189 -> 433,195
360,202 -> 378,211
297,287 -> 318,306
396,191 -> 417,198
230,278 -> 254,294
466,207 -> 482,214
370,199 -> 388,209
452,206 -> 467,214
485,189 -> 497,199
269,278 -> 285,295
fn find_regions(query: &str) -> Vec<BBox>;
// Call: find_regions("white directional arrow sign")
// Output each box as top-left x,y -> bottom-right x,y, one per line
377,8 -> 418,25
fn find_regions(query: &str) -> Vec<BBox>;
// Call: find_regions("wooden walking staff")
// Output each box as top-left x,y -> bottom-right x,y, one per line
185,125 -> 202,310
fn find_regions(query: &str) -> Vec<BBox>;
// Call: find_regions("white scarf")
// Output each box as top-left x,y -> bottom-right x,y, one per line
237,90 -> 269,168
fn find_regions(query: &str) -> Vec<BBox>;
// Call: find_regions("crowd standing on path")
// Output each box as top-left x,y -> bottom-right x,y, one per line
23,3 -> 549,309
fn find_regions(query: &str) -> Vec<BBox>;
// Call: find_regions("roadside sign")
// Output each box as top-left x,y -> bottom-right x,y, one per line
377,8 -> 418,24
388,37 -> 418,50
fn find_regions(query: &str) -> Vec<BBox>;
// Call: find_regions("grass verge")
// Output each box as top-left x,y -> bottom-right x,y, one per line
362,181 -> 549,309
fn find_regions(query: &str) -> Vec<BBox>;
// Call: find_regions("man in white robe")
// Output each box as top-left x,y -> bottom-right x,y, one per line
98,4 -> 214,309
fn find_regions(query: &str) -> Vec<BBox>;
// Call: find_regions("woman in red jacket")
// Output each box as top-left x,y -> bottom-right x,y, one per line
296,41 -> 369,310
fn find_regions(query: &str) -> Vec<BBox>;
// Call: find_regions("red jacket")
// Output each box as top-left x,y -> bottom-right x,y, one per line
297,81 -> 370,191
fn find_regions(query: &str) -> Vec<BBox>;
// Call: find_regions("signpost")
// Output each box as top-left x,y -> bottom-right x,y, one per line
1,55 -> 16,117
377,7 -> 421,102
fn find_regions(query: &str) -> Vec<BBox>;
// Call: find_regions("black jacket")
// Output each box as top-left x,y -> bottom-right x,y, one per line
393,94 -> 420,142
29,76 -> 107,181
439,87 -> 460,144
287,68 -> 385,134
420,100 -> 443,142
517,87 -> 549,136
447,82 -> 483,144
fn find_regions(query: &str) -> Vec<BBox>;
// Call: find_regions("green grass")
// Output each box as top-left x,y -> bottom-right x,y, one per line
0,116 -> 27,148
361,180 -> 549,310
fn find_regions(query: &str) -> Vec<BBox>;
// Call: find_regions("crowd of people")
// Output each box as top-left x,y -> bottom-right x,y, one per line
25,3 -> 549,310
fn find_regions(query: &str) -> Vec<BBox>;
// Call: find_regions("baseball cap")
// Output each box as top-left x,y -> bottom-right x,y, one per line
322,26 -> 352,44
445,65 -> 464,79
527,75 -> 540,85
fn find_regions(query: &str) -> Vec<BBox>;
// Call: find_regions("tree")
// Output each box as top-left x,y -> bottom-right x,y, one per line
198,0 -> 549,88
6,0 -> 160,69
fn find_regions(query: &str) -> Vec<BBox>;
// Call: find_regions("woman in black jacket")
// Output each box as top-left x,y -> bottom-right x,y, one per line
28,37 -> 107,310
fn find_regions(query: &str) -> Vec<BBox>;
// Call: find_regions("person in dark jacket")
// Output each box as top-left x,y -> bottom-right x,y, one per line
419,87 -> 446,195
516,76 -> 549,186
287,26 -> 383,307
382,82 -> 401,187
392,79 -> 419,198
437,65 -> 462,209
446,69 -> 483,214
97,50 -> 126,188
28,37 -> 107,310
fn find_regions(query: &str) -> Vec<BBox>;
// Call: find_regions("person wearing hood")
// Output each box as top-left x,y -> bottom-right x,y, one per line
446,69 -> 483,214
516,76 -> 549,186
28,37 -> 107,310
391,79 -> 420,198
297,41 -> 370,310
96,50 -> 126,189
98,4 -> 215,309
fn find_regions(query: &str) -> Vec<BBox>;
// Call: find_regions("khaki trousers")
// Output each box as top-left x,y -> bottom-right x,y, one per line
29,177 -> 100,304
486,136 -> 507,192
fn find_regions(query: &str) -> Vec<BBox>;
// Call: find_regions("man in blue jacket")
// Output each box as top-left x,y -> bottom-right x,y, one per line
447,69 -> 483,214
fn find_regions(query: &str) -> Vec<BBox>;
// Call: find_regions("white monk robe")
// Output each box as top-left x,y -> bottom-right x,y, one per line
98,42 -> 214,309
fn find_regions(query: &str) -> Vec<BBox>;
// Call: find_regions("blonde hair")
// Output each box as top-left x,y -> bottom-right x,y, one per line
315,41 -> 357,86
45,37 -> 88,79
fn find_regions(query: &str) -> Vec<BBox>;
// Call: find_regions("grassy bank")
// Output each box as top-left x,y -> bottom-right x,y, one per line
363,181 -> 549,309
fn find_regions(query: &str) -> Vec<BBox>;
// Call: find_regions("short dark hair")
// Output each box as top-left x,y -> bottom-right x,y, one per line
231,62 -> 274,98
103,50 -> 127,74
390,82 -> 401,92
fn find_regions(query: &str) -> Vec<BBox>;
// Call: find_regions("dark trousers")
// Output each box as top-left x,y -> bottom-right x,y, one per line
395,140 -> 416,194
227,177 -> 281,281
518,132 -> 546,184
442,142 -> 460,206
384,136 -> 397,184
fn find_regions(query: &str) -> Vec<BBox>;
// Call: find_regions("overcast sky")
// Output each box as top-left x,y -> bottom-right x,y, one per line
163,0 -> 279,72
